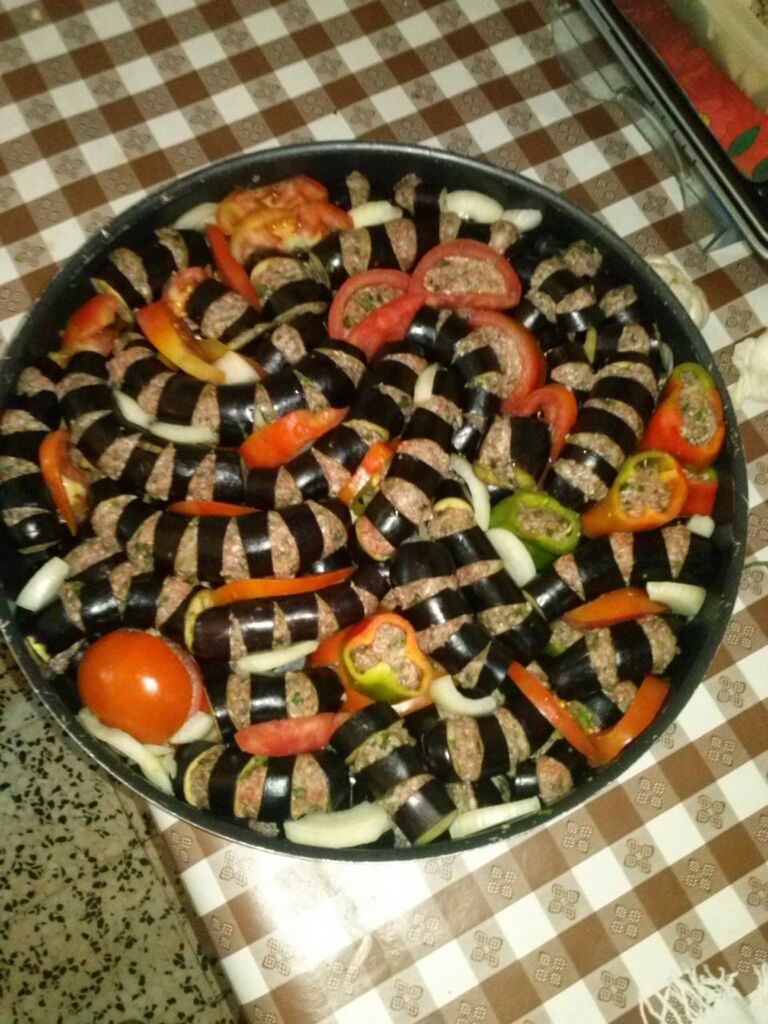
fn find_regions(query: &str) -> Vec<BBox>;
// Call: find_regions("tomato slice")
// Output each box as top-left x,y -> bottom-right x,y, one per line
295,200 -> 352,238
337,441 -> 396,508
328,269 -> 412,341
62,294 -> 119,355
216,176 -> 329,234
206,224 -> 261,308
410,239 -> 522,310
239,407 -> 348,468
347,293 -> 427,359
163,267 -> 208,318
508,661 -> 597,761
590,676 -> 671,765
468,310 -> 546,412
511,383 -> 578,459
78,630 -> 203,744
209,567 -> 355,606
136,301 -> 225,383
564,588 -> 669,629
235,712 -> 349,756
167,500 -> 259,516
39,429 -> 90,535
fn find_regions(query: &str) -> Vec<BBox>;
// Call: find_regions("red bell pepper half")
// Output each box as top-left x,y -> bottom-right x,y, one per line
581,451 -> 689,538
680,465 -> 718,517
341,612 -> 434,703
640,362 -> 725,471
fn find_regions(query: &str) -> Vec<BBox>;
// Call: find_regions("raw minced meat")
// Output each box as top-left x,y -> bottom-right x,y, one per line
618,459 -> 671,517
417,613 -> 472,654
584,396 -> 644,439
226,674 -> 252,730
428,503 -> 475,540
172,518 -> 199,580
677,367 -> 718,446
98,434 -> 140,478
340,228 -> 370,276
479,602 -> 531,635
586,628 -> 618,689
269,322 -> 308,365
398,437 -> 451,474
347,720 -> 414,772
609,532 -> 634,585
144,444 -> 177,501
126,513 -> 159,572
551,362 -> 594,392
221,518 -> 250,581
290,753 -> 331,819
341,284 -> 401,330
312,450 -> 351,497
554,458 -> 609,503
599,284 -> 637,318
516,502 -> 573,539
568,430 -> 625,469
386,218 -> 418,270
385,573 -> 457,611
285,671 -> 320,717
446,716 -> 484,782
268,511 -> 300,577
234,759 -> 267,818
456,559 -> 502,586
663,524 -> 690,577
639,615 -> 678,673
598,358 -> 657,399
184,745 -> 223,809
563,241 -> 602,277
379,772 -> 433,816
536,755 -> 573,805
424,255 -> 506,296
554,553 -> 585,599
348,619 -> 424,692
155,576 -> 193,627
382,477 -> 432,525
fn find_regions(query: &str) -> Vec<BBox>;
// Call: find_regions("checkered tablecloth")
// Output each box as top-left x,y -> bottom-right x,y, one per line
2,1 -> 767,1021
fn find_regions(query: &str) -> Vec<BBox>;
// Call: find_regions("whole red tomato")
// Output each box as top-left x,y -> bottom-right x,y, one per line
77,630 -> 204,744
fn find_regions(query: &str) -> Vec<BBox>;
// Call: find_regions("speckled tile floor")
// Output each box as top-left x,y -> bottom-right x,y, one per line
0,643 -> 240,1024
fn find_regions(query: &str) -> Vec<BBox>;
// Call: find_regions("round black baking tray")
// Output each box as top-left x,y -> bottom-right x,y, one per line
0,141 -> 748,861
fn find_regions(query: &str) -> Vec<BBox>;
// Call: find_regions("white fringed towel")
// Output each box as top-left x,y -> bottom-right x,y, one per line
641,965 -> 768,1024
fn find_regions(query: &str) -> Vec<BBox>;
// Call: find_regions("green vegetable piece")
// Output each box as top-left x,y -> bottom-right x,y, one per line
489,491 -> 581,569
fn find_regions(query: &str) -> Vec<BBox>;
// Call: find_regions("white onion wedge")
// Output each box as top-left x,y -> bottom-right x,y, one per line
78,709 -> 174,794
214,350 -> 260,384
501,208 -> 543,232
149,420 -> 217,446
687,514 -> 715,539
115,389 -> 153,429
172,201 -> 218,231
449,797 -> 541,839
646,581 -> 706,617
485,527 -> 537,587
450,455 -> 490,531
169,711 -> 217,745
414,363 -> 439,405
430,675 -> 499,717
236,639 -> 319,675
284,801 -> 391,848
16,556 -> 69,612
350,200 -> 403,228
442,189 -> 503,223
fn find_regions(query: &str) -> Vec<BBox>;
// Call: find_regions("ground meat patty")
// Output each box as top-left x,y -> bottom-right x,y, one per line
234,759 -> 268,818
268,512 -> 300,576
551,362 -> 595,393
285,671 -> 320,717
446,716 -> 484,782
428,503 -> 475,540
290,753 -> 331,819
226,674 -> 252,730
424,256 -> 507,297
347,721 -> 415,773
639,616 -> 678,672
536,754 -> 573,805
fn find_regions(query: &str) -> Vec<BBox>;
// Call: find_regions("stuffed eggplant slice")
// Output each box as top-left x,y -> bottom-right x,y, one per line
91,490 -> 351,584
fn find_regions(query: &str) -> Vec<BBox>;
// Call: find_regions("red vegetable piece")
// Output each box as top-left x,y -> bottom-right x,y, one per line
410,239 -> 522,310
564,588 -> 669,629
589,675 -> 671,765
235,712 -> 350,756
511,383 -> 578,460
327,269 -> 411,341
62,294 -> 119,355
347,293 -> 428,359
468,310 -> 546,412
206,224 -> 262,308
39,429 -> 90,535
239,407 -> 348,468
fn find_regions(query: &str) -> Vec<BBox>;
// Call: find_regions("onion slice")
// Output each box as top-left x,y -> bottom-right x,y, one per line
284,801 -> 392,848
646,581 -> 706,617
169,711 -> 217,745
172,201 -> 218,231
430,675 -> 499,717
442,189 -> 503,223
350,201 -> 403,228
501,208 -> 543,232
451,455 -> 490,531
149,420 -> 217,445
16,556 -> 69,612
449,797 -> 541,839
414,363 -> 439,405
77,708 -> 174,794
214,350 -> 260,384
687,514 -> 715,539
236,639 -> 319,676
486,527 -> 537,587
115,390 -> 153,429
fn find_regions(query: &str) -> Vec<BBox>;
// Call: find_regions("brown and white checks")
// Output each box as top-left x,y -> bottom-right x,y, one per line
2,1 -> 767,1021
